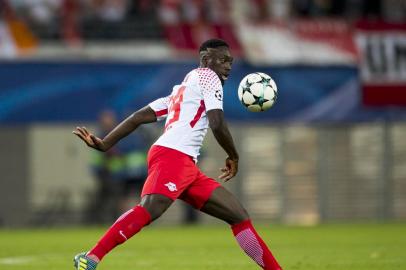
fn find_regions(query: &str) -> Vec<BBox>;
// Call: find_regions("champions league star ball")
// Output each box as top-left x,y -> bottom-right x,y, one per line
238,72 -> 277,112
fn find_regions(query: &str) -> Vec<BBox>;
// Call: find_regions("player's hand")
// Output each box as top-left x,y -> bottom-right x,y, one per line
72,126 -> 107,151
219,157 -> 238,182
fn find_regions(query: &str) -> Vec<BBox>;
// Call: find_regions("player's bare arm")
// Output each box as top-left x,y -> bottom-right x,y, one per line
207,109 -> 239,181
73,106 -> 157,151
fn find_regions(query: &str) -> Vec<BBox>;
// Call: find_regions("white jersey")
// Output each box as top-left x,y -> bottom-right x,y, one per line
148,67 -> 223,159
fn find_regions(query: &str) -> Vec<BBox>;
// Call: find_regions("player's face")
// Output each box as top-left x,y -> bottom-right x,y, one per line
207,46 -> 233,84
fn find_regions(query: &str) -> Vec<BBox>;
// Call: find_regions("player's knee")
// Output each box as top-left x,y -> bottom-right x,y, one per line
229,207 -> 249,225
140,194 -> 173,221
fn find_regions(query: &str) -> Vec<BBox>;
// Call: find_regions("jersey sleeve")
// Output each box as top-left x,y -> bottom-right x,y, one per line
148,96 -> 170,121
198,68 -> 223,112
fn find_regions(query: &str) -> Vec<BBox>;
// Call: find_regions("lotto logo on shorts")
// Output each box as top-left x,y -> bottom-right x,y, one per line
164,182 -> 178,192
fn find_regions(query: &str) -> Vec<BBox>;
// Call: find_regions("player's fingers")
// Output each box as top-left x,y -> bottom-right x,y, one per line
223,176 -> 232,182
76,126 -> 87,137
218,168 -> 226,177
223,174 -> 234,181
222,164 -> 237,181
75,127 -> 88,138
223,169 -> 236,182
73,131 -> 91,146
218,169 -> 231,180
81,126 -> 90,136
74,128 -> 94,143
72,130 -> 85,140
77,128 -> 96,145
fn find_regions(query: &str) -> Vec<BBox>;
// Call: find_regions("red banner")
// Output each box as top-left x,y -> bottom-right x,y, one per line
163,23 -> 242,56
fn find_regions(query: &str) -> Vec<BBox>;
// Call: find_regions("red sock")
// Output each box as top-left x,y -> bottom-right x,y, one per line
231,219 -> 282,270
88,205 -> 151,260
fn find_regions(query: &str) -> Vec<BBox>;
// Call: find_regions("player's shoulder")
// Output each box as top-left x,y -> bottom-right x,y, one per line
195,67 -> 218,79
193,68 -> 221,87
184,68 -> 218,85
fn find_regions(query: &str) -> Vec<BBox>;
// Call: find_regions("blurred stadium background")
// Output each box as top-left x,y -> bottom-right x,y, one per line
0,0 -> 406,230
1,1 -> 406,269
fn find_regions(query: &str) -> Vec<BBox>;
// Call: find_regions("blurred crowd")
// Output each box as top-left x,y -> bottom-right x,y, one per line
1,0 -> 405,43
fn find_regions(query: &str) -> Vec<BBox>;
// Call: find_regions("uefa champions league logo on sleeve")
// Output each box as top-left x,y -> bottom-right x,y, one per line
215,90 -> 223,101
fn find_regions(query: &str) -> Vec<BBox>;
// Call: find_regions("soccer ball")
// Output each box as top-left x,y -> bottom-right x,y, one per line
238,72 -> 277,112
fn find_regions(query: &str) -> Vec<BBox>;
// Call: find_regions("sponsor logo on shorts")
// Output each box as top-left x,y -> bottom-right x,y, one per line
164,182 -> 178,192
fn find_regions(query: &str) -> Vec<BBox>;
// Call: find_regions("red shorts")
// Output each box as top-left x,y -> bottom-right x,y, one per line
141,145 -> 221,209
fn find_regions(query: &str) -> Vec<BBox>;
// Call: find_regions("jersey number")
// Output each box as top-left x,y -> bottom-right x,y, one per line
165,86 -> 186,131
165,86 -> 206,131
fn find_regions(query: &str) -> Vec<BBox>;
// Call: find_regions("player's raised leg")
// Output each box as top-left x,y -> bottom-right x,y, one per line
73,194 -> 173,270
201,186 -> 283,270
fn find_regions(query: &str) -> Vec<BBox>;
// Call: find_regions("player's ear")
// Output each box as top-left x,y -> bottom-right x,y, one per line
200,51 -> 209,67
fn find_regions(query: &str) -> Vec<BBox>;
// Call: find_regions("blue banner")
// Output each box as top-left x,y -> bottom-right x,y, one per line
0,61 -> 405,123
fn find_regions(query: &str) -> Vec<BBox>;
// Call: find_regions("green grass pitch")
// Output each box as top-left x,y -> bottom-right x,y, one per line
0,223 -> 405,270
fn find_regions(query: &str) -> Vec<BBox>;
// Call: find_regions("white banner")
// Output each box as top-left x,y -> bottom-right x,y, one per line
0,21 -> 17,58
236,20 -> 358,65
356,27 -> 406,84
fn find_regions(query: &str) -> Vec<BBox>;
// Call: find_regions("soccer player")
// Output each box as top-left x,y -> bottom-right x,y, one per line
73,39 -> 282,270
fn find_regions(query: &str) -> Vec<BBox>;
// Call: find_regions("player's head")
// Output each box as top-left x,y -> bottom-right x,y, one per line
199,39 -> 233,85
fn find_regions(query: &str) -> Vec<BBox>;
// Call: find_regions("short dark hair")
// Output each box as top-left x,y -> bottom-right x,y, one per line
199,39 -> 229,52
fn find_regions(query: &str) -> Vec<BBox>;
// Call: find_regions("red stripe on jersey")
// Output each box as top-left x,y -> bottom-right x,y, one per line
155,109 -> 168,117
190,100 -> 205,128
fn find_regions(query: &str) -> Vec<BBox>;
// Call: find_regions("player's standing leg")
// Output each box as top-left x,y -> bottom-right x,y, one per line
201,186 -> 283,270
73,194 -> 173,270
73,145 -> 197,270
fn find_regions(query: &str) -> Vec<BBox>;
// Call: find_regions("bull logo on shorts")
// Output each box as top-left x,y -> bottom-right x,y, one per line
164,182 -> 178,192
